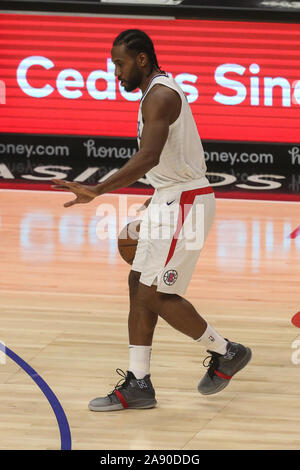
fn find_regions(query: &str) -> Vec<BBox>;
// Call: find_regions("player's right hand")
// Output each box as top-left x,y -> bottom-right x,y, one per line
51,179 -> 98,207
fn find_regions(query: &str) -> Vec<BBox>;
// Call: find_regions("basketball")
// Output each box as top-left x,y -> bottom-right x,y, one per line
118,220 -> 141,265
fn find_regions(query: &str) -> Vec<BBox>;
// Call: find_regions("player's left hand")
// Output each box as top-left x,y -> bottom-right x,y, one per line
51,179 -> 99,207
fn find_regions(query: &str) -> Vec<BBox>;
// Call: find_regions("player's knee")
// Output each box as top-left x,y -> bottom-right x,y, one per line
156,292 -> 181,302
128,270 -> 141,294
132,283 -> 155,308
128,270 -> 140,284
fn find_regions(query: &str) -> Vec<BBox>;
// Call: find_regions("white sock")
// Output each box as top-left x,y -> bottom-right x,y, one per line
128,345 -> 152,379
196,324 -> 228,355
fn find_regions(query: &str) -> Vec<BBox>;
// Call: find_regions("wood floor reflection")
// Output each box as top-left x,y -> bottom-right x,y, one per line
0,189 -> 299,450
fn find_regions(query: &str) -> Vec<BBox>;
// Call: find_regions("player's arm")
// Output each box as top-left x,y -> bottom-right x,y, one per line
52,87 -> 175,207
94,87 -> 171,195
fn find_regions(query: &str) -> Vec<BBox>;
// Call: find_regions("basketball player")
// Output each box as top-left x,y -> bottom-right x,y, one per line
52,30 -> 251,411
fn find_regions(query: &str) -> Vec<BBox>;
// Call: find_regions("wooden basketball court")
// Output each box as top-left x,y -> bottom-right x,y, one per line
0,189 -> 299,450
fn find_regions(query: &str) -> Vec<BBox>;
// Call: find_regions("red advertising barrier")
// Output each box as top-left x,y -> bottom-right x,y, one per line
1,13 -> 300,142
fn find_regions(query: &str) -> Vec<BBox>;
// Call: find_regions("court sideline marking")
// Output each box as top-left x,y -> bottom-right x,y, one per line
0,342 -> 72,450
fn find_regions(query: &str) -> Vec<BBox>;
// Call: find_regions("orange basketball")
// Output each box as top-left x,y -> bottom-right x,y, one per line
118,220 -> 141,265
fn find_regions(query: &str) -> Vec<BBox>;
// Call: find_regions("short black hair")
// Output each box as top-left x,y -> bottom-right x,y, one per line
113,29 -> 165,74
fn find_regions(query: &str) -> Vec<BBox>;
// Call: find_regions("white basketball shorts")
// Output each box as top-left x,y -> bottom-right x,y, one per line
131,185 -> 216,295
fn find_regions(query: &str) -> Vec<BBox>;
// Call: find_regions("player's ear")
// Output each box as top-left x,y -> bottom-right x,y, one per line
137,52 -> 148,68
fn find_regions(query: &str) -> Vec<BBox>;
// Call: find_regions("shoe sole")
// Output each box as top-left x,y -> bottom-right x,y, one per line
198,347 -> 252,396
88,399 -> 157,412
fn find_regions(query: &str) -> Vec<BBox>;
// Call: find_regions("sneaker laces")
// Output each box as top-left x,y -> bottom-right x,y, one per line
108,368 -> 131,397
203,351 -> 221,379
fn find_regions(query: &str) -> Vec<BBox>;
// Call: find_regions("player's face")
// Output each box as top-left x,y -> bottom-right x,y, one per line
111,44 -> 143,92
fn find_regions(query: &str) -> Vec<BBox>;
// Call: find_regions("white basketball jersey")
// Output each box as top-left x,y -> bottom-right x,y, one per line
137,74 -> 210,190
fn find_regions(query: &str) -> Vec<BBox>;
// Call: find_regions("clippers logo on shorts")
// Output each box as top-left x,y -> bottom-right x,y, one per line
163,270 -> 178,286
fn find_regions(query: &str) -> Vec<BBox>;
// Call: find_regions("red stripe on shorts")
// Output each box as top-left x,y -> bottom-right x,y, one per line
164,186 -> 214,267
114,390 -> 129,408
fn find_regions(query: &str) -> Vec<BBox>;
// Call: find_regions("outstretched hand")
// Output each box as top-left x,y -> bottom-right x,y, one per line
51,179 -> 99,208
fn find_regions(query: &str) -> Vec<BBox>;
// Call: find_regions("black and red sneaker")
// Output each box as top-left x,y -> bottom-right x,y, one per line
88,369 -> 157,411
198,341 -> 252,395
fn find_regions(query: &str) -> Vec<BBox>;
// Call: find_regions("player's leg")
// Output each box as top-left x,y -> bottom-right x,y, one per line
132,282 -> 251,396
131,189 -> 251,396
128,270 -> 158,346
88,270 -> 158,412
132,281 -> 226,350
127,269 -> 158,385
88,197 -> 159,412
